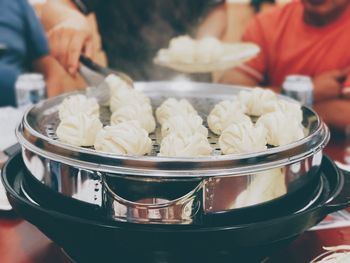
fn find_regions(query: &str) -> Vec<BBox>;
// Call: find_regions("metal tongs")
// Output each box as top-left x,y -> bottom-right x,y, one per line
79,55 -> 134,104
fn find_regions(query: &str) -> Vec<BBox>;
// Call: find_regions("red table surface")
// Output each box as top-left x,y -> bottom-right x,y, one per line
0,134 -> 348,263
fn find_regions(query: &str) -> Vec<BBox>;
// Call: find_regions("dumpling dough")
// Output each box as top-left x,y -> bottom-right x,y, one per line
56,114 -> 102,147
270,100 -> 303,123
238,87 -> 278,116
110,88 -> 151,113
219,122 -> 267,155
159,132 -> 212,157
196,37 -> 223,63
256,111 -> 304,146
161,114 -> 208,138
231,168 -> 286,208
105,74 -> 131,95
94,121 -> 152,155
162,35 -> 223,63
166,35 -> 196,63
110,103 -> 156,133
207,100 -> 250,135
58,95 -> 99,121
156,98 -> 197,125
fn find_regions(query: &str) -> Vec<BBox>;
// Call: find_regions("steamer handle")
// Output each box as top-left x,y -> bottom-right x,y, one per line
322,167 -> 350,215
102,174 -> 205,207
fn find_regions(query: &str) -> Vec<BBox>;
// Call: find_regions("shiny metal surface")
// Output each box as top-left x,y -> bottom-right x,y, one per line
17,82 -> 330,224
103,174 -> 203,224
22,148 -> 102,206
22,147 -> 322,213
18,82 -> 329,177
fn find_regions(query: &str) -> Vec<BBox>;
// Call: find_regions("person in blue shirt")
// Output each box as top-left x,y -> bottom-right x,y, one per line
0,0 -> 49,107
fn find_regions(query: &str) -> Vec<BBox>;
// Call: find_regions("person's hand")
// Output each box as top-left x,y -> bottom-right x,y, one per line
47,11 -> 93,76
312,68 -> 350,102
34,56 -> 87,98
341,75 -> 350,99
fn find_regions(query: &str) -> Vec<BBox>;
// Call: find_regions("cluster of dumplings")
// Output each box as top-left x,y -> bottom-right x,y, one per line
158,35 -> 224,64
56,80 -> 304,158
208,87 -> 304,155
56,74 -> 154,156
156,98 -> 212,157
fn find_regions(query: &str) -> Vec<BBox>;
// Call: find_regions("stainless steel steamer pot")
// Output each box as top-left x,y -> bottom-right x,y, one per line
17,82 -> 330,224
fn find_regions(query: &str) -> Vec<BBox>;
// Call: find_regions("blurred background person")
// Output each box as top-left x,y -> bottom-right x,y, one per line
39,0 -> 225,81
219,0 -> 350,131
197,0 -> 290,82
0,0 -> 51,106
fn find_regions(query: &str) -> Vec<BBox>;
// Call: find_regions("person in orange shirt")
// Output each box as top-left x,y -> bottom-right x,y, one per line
220,0 -> 350,131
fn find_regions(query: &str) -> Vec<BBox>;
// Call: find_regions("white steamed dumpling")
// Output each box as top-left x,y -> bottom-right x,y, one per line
238,87 -> 278,116
159,132 -> 212,157
56,114 -> 103,147
94,121 -> 152,155
196,37 -> 223,63
110,103 -> 156,133
110,88 -> 151,113
256,111 -> 304,146
58,95 -> 99,121
161,114 -> 208,138
156,98 -> 197,125
105,74 -> 131,95
270,100 -> 303,123
207,100 -> 250,135
167,35 -> 196,63
163,35 -> 223,64
219,121 -> 267,155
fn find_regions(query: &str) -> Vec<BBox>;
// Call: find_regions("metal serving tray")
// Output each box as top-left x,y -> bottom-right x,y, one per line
18,82 -> 328,177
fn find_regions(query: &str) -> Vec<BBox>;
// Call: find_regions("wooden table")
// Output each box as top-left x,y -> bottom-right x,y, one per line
0,134 -> 348,263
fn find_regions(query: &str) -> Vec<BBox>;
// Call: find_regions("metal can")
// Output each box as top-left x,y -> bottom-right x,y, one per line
15,74 -> 46,109
282,75 -> 313,107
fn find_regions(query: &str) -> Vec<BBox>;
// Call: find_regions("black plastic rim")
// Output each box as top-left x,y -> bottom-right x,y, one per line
1,153 -> 343,232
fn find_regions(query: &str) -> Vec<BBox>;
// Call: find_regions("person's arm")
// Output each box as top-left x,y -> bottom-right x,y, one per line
312,69 -> 350,103
35,0 -> 80,30
196,3 -> 227,39
219,66 -> 258,85
33,56 -> 63,97
38,0 -> 94,75
33,55 -> 87,97
218,14 -> 269,86
314,99 -> 350,131
218,67 -> 281,95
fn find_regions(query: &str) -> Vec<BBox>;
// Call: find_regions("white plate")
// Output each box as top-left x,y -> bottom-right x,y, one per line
154,42 -> 260,73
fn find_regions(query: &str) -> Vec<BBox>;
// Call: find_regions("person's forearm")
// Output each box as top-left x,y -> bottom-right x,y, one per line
219,68 -> 259,86
313,85 -> 341,103
314,99 -> 350,131
196,3 -> 227,39
218,68 -> 283,94
33,55 -> 63,97
33,55 -> 87,97
39,0 -> 80,31
35,0 -> 95,75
